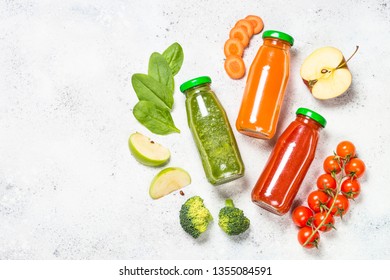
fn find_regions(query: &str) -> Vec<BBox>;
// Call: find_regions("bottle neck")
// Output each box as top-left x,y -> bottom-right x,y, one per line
296,115 -> 323,130
263,38 -> 291,51
183,83 -> 211,97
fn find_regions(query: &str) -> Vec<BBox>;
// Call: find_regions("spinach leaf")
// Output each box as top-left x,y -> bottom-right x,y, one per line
162,42 -> 184,76
133,101 -> 180,135
131,73 -> 173,109
148,52 -> 174,93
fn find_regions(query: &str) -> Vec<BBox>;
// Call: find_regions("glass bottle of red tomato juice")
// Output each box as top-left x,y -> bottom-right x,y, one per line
251,108 -> 327,215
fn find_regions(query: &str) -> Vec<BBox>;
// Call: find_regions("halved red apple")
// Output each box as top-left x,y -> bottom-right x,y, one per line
300,46 -> 358,100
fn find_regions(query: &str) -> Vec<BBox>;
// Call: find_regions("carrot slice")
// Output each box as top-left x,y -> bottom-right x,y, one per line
224,55 -> 246,80
224,38 -> 245,57
245,15 -> 264,34
229,26 -> 250,48
235,19 -> 254,38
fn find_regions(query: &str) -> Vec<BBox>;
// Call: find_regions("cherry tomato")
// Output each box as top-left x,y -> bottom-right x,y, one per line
327,194 -> 350,217
323,155 -> 341,174
345,158 -> 366,179
292,206 -> 314,227
336,141 -> 356,159
297,226 -> 320,249
313,212 -> 335,232
316,173 -> 337,193
341,178 -> 361,199
308,190 -> 330,213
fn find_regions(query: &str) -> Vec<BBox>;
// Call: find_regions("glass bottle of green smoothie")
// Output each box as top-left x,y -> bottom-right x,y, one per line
180,76 -> 245,185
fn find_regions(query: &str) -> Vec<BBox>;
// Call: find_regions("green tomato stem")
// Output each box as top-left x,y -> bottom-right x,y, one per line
302,159 -> 346,248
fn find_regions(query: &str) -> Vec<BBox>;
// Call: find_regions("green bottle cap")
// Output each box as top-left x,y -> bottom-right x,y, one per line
262,30 -> 294,46
296,108 -> 327,127
180,76 -> 211,93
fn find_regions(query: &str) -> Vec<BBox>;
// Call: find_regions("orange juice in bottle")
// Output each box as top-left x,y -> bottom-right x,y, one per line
236,30 -> 294,139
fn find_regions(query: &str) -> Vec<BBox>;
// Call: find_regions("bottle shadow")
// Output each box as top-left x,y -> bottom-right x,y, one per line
214,175 -> 250,199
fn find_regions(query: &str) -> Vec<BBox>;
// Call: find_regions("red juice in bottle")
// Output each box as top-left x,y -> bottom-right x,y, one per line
251,108 -> 327,215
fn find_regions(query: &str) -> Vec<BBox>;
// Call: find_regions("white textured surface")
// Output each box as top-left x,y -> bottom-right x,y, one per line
0,0 -> 389,259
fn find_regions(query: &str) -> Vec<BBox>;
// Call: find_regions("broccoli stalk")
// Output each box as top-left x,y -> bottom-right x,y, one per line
225,199 -> 235,208
179,196 -> 213,238
218,198 -> 250,236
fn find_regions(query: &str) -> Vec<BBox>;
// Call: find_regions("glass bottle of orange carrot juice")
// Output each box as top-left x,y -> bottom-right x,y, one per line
236,30 -> 294,139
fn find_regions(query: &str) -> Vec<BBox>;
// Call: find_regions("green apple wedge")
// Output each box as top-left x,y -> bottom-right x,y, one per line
129,132 -> 170,167
149,167 -> 191,199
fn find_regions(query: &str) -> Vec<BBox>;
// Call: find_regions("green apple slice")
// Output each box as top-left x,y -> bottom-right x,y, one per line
129,132 -> 170,167
149,167 -> 191,199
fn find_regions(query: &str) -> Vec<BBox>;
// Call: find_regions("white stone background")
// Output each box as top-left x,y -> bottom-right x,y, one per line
0,0 -> 389,260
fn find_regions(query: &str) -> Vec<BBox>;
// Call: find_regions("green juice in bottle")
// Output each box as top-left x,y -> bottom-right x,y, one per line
180,76 -> 245,185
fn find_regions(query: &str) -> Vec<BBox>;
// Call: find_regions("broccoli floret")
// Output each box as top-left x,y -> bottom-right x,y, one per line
218,199 -> 250,236
179,196 -> 213,238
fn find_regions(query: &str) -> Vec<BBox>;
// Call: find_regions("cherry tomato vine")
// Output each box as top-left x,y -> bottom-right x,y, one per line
292,140 -> 366,249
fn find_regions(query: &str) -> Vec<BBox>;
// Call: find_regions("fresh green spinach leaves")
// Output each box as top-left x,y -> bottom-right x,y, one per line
148,52 -> 174,93
133,101 -> 180,135
132,73 -> 173,109
162,42 -> 184,76
131,42 -> 183,135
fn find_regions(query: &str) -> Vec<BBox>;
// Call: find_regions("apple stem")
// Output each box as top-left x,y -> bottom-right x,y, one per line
338,46 -> 359,69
